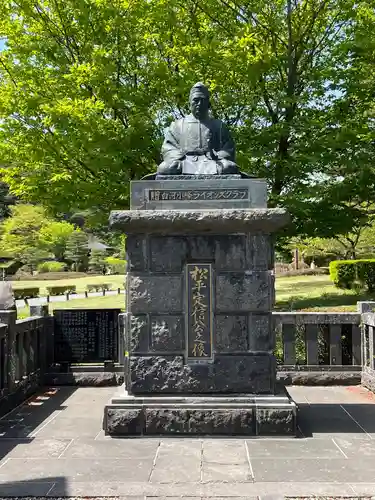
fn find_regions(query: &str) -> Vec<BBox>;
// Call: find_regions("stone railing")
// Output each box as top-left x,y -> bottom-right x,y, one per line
0,322 -> 7,394
1,304 -> 375,415
361,311 -> 375,392
273,312 -> 362,385
0,309 -> 48,417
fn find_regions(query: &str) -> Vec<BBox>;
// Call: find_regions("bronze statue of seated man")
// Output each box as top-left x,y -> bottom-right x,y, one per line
157,82 -> 241,176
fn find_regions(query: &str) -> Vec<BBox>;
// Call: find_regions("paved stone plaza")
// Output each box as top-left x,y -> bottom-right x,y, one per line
0,385 -> 375,498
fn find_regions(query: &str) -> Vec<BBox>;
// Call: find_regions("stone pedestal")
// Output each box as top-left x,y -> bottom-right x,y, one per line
103,178 -> 297,436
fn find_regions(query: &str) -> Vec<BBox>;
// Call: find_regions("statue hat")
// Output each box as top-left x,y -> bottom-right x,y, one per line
189,82 -> 210,99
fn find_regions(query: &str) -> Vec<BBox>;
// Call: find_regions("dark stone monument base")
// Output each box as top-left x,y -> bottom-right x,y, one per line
103,386 -> 297,437
127,354 -> 276,394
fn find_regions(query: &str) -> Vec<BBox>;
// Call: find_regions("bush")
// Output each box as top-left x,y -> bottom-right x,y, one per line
37,261 -> 66,273
11,269 -> 34,281
105,257 -> 126,274
46,285 -> 77,295
13,287 -> 39,299
330,259 -> 375,291
276,267 -> 329,277
89,250 -> 107,273
86,283 -> 112,292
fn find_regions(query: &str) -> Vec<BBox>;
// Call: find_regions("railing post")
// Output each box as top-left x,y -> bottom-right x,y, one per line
357,301 -> 375,314
30,305 -> 50,375
370,326 -> 375,370
0,310 -> 17,393
30,305 -> 49,317
305,324 -> 319,365
329,324 -> 342,365
351,322 -> 362,365
358,302 -> 375,369
282,323 -> 296,365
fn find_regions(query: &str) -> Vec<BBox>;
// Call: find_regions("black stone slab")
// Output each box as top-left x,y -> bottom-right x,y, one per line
54,309 -> 120,363
130,179 -> 267,210
128,354 -> 275,394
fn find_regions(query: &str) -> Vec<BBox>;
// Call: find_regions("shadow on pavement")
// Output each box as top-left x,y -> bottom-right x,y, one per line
298,402 -> 375,437
0,386 -> 78,459
0,476 -> 67,496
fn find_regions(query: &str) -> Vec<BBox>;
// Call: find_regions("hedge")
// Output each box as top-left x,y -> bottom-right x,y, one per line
277,267 -> 329,277
329,259 -> 375,291
37,261 -> 66,273
105,257 -> 126,274
86,283 -> 112,292
46,285 -> 77,295
14,287 -> 40,299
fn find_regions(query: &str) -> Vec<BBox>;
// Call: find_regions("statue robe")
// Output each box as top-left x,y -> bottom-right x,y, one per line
159,114 -> 236,174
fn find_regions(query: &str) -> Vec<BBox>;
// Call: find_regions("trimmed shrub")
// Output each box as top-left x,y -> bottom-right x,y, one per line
37,261 -> 66,273
329,259 -> 375,291
86,283 -> 112,293
14,287 -> 39,299
46,285 -> 77,295
105,257 -> 126,274
276,267 -> 329,277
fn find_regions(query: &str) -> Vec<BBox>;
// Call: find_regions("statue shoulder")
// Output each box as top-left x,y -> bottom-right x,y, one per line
167,117 -> 184,133
210,118 -> 229,130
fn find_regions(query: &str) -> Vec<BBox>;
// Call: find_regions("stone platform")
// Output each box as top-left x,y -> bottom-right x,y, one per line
1,386 -> 375,497
103,387 -> 296,436
108,179 -> 293,438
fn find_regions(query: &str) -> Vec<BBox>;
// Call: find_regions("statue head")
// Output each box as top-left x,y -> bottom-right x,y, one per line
189,82 -> 210,119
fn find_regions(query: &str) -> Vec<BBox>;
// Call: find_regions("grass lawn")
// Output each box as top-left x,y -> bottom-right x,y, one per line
275,274 -> 373,312
15,273 -> 374,318
12,275 -> 125,294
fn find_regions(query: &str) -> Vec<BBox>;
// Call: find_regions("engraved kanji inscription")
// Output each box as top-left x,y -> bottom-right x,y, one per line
186,263 -> 213,360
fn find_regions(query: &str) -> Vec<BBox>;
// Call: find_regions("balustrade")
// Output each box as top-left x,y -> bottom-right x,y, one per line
273,312 -> 362,369
0,304 -> 374,416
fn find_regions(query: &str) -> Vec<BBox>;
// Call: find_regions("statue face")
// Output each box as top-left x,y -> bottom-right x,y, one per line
190,92 -> 209,119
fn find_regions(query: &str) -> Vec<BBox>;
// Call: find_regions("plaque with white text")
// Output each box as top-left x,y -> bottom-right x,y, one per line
54,309 -> 120,363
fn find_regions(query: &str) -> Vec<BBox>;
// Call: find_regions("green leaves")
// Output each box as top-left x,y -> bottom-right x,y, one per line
0,204 -> 77,264
0,0 -> 372,242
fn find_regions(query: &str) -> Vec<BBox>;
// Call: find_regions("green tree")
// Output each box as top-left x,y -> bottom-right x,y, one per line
0,0 -> 165,218
88,249 -> 107,273
0,182 -> 15,220
65,231 -> 89,271
0,0 -> 372,242
0,204 -> 77,266
39,221 -> 76,261
0,204 -> 51,262
289,212 -> 375,262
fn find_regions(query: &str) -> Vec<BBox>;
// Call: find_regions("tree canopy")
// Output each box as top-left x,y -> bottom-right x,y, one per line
0,203 -> 77,263
0,0 -> 374,240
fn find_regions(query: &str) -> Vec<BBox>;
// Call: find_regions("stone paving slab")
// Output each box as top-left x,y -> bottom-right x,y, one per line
203,441 -> 248,463
251,457 -> 375,482
245,438 -> 343,458
61,438 -> 159,459
15,481 -> 364,496
0,458 -> 154,482
0,386 -> 375,497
